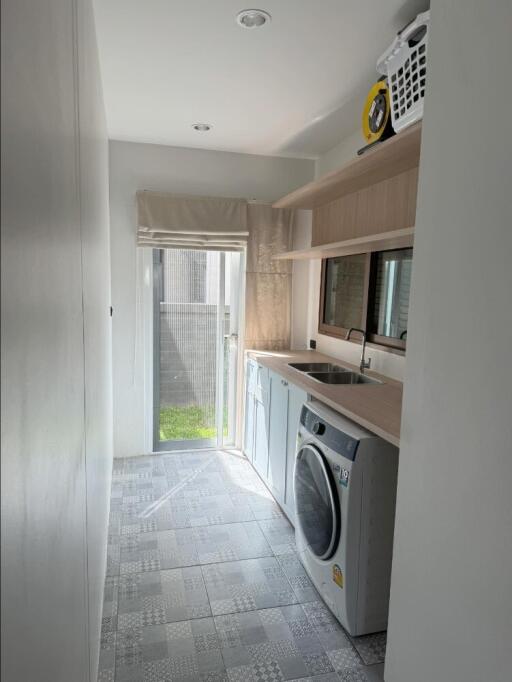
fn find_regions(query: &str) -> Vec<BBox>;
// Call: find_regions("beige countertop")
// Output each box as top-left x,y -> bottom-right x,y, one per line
247,349 -> 403,447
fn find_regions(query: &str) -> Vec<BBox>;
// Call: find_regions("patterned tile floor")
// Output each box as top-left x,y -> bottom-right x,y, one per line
99,450 -> 385,682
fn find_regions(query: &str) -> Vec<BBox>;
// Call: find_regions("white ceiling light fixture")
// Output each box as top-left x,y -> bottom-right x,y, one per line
236,9 -> 272,29
192,123 -> 212,132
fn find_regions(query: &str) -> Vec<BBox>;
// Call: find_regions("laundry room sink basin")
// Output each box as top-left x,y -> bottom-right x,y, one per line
307,371 -> 382,385
288,362 -> 349,373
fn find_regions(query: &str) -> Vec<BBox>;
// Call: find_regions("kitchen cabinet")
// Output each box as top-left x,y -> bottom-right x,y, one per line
267,371 -> 289,504
253,364 -> 269,480
243,359 -> 257,462
283,382 -> 307,523
243,359 -> 307,525
254,398 -> 269,479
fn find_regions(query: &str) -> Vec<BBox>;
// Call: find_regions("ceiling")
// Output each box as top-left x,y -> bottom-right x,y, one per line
93,0 -> 428,158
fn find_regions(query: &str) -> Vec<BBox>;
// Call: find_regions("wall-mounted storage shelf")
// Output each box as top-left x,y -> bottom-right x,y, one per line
273,227 -> 414,260
273,122 -> 422,210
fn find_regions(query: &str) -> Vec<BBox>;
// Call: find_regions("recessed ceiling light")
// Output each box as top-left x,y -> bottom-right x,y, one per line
192,123 -> 212,132
236,9 -> 271,29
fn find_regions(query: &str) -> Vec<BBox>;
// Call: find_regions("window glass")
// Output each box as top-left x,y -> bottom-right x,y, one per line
370,248 -> 412,340
323,254 -> 366,329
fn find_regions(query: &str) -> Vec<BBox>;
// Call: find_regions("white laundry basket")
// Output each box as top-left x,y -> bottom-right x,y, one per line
377,10 -> 430,133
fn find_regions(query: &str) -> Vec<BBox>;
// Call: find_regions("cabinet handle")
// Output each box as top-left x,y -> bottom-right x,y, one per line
281,379 -> 288,386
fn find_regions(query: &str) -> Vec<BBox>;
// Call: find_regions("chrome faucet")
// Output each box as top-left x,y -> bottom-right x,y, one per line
346,327 -> 371,374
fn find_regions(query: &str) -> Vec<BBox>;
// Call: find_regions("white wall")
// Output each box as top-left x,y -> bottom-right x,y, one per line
290,210 -> 314,350
77,0 -> 114,675
315,128 -> 362,176
385,2 -> 512,681
109,141 -> 314,457
1,1 -> 112,680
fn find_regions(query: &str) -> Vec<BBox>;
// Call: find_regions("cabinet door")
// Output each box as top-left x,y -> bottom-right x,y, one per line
282,384 -> 308,524
244,390 -> 255,462
255,363 -> 269,403
254,396 -> 269,480
267,371 -> 289,505
247,359 -> 258,395
243,359 -> 258,462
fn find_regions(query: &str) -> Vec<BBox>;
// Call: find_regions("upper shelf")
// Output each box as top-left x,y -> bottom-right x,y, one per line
273,122 -> 422,210
273,227 -> 414,261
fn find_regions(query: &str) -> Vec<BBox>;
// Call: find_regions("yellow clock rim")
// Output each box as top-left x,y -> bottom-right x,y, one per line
362,80 -> 390,143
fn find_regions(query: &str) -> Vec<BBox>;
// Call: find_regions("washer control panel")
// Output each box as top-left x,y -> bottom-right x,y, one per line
300,405 -> 360,461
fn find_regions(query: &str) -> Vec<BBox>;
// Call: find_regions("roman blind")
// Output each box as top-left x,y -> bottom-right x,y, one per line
136,190 -> 248,251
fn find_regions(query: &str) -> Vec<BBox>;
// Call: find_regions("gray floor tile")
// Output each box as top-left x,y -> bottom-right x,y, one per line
276,552 -> 321,604
116,616 -> 226,681
118,520 -> 272,573
327,648 -> 364,673
360,663 -> 384,681
202,557 -> 299,615
121,518 -> 158,536
118,565 -> 212,626
301,602 -> 353,652
286,675 -> 340,682
214,605 -> 354,682
102,575 -> 119,632
151,494 -> 256,530
258,517 -> 297,555
103,450 -> 386,682
195,521 -> 273,564
337,670 -> 374,682
230,491 -> 284,521
349,632 -> 386,666
98,628 -> 116,678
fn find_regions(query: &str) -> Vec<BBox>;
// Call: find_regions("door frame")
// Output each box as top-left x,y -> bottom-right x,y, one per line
152,249 -> 163,449
149,247 -> 246,453
234,249 -> 246,450
214,252 -> 226,448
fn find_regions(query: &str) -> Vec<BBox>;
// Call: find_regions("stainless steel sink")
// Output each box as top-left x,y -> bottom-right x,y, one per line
307,371 -> 382,385
288,362 -> 349,373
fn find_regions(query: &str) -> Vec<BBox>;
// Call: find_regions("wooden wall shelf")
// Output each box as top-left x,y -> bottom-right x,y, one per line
273,227 -> 414,261
273,122 -> 422,210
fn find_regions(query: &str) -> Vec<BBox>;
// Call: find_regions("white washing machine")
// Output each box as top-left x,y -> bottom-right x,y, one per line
294,400 -> 399,636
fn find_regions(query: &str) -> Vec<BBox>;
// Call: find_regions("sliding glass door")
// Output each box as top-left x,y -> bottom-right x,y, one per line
153,248 -> 243,451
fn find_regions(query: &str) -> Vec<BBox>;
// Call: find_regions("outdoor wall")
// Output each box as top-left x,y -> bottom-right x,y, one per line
1,1 -> 112,681
109,140 -> 314,457
385,1 -> 512,681
159,304 -> 227,408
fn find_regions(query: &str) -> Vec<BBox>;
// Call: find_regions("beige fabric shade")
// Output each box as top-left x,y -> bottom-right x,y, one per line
244,203 -> 295,351
136,190 -> 248,251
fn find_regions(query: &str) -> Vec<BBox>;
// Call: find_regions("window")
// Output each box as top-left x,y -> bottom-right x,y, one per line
323,254 -> 366,329
319,248 -> 413,351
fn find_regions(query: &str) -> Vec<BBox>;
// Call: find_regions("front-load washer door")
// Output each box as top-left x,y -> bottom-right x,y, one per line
294,444 -> 340,561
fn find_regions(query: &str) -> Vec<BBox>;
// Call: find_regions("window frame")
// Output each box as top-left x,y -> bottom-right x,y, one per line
318,249 -> 409,353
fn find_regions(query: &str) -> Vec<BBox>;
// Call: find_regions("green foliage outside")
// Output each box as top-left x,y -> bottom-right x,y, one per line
159,405 -> 227,441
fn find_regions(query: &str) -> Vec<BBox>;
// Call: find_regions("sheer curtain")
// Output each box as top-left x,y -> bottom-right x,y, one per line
244,203 -> 295,350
